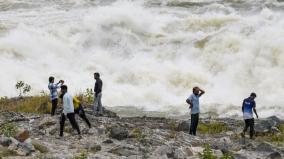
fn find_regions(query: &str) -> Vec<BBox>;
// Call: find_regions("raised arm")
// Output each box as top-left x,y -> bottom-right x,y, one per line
198,88 -> 205,97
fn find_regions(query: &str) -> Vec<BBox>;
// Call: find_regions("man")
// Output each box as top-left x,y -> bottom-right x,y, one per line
73,96 -> 91,128
59,85 -> 81,138
186,87 -> 205,136
48,76 -> 64,116
93,72 -> 103,116
241,92 -> 258,139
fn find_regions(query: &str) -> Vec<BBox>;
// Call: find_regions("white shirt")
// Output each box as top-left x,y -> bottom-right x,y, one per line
62,93 -> 74,115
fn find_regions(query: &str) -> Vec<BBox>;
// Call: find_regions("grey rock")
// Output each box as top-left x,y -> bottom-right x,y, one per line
0,136 -> 12,147
255,116 -> 283,135
39,117 -> 57,129
266,152 -> 282,159
109,146 -> 139,157
17,141 -> 35,156
233,154 -> 248,159
127,155 -> 143,159
174,148 -> 186,159
109,126 -> 129,140
177,121 -> 190,132
256,142 -> 274,152
103,139 -> 113,144
154,145 -> 174,158
88,144 -> 102,153
31,140 -> 49,153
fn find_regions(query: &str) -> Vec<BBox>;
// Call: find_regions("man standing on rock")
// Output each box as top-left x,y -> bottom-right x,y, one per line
93,72 -> 103,116
241,92 -> 258,139
186,87 -> 205,136
59,85 -> 81,139
48,76 -> 64,116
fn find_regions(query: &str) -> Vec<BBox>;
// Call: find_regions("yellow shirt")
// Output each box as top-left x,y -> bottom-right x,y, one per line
73,96 -> 81,109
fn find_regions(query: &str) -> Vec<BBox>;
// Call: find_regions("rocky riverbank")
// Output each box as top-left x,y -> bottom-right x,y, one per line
0,107 -> 283,159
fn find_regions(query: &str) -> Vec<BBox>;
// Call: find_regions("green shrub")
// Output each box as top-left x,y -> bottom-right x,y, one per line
0,123 -> 17,137
130,128 -> 147,145
199,144 -> 217,159
73,151 -> 87,159
84,88 -> 94,104
220,152 -> 234,159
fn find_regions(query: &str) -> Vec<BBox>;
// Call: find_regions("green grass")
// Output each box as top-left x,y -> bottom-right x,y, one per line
0,96 -> 51,114
0,123 -> 17,137
198,122 -> 228,134
73,151 -> 88,159
130,128 -> 147,145
199,144 -> 217,159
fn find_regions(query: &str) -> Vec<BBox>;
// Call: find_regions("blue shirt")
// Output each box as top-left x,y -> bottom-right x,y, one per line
187,94 -> 200,114
48,82 -> 62,100
243,97 -> 256,119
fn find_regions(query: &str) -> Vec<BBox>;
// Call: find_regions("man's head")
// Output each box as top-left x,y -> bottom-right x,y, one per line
49,76 -> 54,83
60,85 -> 68,94
94,72 -> 100,80
193,87 -> 199,95
250,92 -> 257,100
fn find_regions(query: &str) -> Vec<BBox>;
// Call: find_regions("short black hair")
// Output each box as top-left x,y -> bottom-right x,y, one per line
250,92 -> 257,97
193,86 -> 198,92
94,72 -> 100,77
61,85 -> 68,90
49,76 -> 54,82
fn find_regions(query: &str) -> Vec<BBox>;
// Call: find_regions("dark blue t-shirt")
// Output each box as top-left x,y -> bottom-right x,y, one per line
243,97 -> 256,119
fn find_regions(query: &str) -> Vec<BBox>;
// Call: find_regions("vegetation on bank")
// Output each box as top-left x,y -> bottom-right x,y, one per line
256,124 -> 284,145
0,81 -> 94,114
199,144 -> 234,159
198,122 -> 228,134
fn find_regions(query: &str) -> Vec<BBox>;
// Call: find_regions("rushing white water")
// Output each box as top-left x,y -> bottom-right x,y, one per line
0,0 -> 284,118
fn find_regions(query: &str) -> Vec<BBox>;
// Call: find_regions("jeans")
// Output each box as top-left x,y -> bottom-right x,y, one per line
93,93 -> 103,114
60,113 -> 81,136
190,113 -> 199,136
51,98 -> 58,116
243,118 -> 255,138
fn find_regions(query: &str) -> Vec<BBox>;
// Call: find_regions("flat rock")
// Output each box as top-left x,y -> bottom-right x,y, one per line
39,117 -> 57,128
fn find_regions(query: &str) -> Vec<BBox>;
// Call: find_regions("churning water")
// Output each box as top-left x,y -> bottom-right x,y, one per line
0,0 -> 284,118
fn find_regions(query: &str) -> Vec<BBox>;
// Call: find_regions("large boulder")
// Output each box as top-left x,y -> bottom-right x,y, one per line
15,129 -> 29,142
255,116 -> 283,135
109,126 -> 129,140
177,121 -> 190,132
